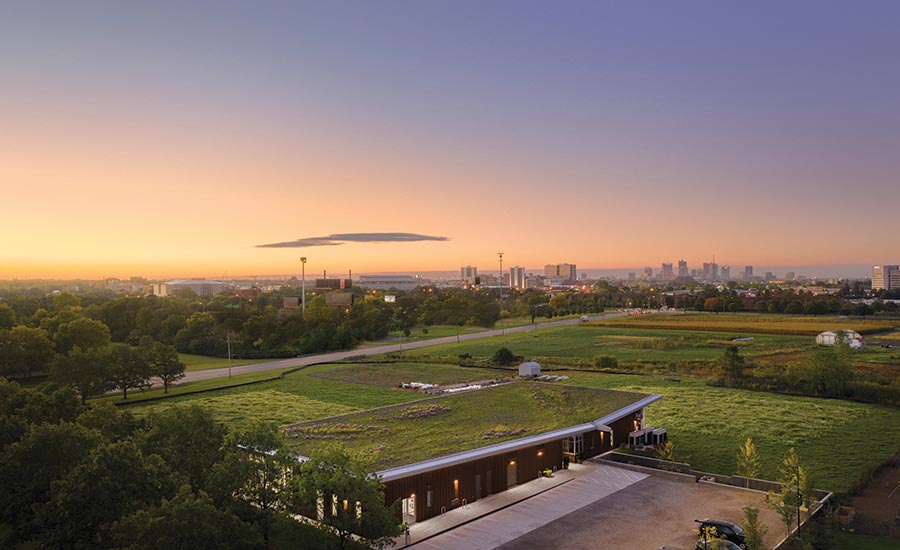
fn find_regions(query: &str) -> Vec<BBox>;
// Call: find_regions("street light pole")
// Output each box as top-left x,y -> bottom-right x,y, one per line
300,257 -> 307,312
498,252 -> 504,305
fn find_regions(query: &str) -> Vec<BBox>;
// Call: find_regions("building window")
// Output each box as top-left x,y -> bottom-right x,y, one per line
453,479 -> 459,500
426,486 -> 433,508
563,435 -> 583,454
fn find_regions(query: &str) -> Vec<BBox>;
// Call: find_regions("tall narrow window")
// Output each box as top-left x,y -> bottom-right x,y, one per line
453,479 -> 459,500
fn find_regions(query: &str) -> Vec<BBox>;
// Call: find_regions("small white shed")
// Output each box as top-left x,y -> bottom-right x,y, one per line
518,361 -> 541,377
816,330 -> 864,348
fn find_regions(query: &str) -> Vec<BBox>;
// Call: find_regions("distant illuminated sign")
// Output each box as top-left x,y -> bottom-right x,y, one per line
385,295 -> 396,303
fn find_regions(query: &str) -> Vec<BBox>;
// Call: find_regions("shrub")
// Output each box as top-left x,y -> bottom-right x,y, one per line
493,347 -> 515,366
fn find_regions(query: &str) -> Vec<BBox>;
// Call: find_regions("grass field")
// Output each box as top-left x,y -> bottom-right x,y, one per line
123,362 -> 498,430
405,325 -> 813,364
833,530 -> 900,550
123,359 -> 900,494
95,367 -> 297,405
589,313 -> 900,335
284,381 -> 646,470
178,353 -> 269,372
560,372 -> 900,493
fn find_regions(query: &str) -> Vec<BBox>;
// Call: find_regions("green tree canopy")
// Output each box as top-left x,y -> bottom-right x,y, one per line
292,443 -> 401,550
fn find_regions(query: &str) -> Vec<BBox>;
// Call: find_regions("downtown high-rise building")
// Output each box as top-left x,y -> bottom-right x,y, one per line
544,263 -> 577,283
660,263 -> 674,281
509,266 -> 526,289
460,265 -> 478,284
721,266 -> 730,280
677,260 -> 688,277
744,266 -> 754,279
873,265 -> 900,290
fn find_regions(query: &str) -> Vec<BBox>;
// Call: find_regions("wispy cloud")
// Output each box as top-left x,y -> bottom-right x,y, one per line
256,232 -> 449,248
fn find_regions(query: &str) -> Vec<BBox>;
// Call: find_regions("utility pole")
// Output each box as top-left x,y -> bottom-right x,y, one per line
227,330 -> 233,378
498,252 -> 504,336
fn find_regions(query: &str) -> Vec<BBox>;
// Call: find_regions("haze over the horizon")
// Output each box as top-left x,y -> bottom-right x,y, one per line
3,2 -> 899,280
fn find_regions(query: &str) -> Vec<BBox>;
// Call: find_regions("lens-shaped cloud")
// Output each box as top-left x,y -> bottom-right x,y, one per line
257,232 -> 449,248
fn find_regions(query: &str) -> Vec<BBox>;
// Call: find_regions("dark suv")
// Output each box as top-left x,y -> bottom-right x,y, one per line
695,519 -> 746,548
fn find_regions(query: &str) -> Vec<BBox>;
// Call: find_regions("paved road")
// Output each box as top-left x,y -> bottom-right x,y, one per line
181,313 -> 625,383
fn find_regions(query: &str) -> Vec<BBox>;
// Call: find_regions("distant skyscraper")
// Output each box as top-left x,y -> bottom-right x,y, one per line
660,263 -> 674,281
702,262 -> 719,280
873,265 -> 900,290
677,260 -> 688,277
509,266 -> 526,289
460,265 -> 478,284
744,266 -> 753,279
785,271 -> 795,281
544,263 -> 577,283
721,266 -> 730,280
628,272 -> 636,281
642,267 -> 653,280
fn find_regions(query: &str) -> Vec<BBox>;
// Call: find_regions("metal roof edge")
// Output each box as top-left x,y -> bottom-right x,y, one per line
376,393 -> 663,483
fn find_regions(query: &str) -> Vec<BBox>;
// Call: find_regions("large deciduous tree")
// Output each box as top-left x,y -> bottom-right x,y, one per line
109,343 -> 153,399
50,346 -> 114,404
139,336 -> 186,392
54,317 -> 111,354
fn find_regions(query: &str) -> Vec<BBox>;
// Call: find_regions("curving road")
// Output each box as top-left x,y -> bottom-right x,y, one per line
181,313 -> 626,383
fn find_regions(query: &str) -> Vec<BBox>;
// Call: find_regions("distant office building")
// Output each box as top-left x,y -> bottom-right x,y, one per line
677,260 -> 688,277
460,266 -> 478,284
764,272 -> 775,281
315,278 -> 352,290
660,263 -> 674,281
524,275 -> 544,288
509,266 -> 526,289
628,272 -> 636,281
544,263 -> 577,283
702,262 -> 719,280
744,266 -> 754,279
720,266 -> 730,280
357,275 -> 421,291
873,265 -> 900,290
785,271 -> 795,281
642,267 -> 653,280
152,279 -> 229,297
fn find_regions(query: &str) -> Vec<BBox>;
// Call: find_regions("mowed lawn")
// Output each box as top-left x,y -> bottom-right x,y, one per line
562,372 -> 900,493
404,325 -> 812,364
590,312 -> 900,335
178,353 -> 270,372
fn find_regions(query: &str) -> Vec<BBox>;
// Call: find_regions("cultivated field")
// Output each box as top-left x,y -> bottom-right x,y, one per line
404,325 -> 813,364
589,312 -> 900,335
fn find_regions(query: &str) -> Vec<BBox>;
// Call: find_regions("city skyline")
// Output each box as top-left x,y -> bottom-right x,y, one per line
4,2 -> 900,279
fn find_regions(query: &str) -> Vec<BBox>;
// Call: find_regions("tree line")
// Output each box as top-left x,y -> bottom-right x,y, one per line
0,380 -> 398,549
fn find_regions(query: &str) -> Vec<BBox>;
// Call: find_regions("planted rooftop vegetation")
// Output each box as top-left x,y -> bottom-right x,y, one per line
283,382 -> 646,471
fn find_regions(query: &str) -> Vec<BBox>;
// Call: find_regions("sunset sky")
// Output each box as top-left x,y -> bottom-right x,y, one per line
2,2 -> 899,280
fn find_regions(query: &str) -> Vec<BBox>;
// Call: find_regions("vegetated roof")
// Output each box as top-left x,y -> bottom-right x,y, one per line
283,381 -> 656,472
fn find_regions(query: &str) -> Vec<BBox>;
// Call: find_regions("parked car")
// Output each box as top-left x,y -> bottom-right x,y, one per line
694,519 -> 746,548
696,541 -> 742,550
